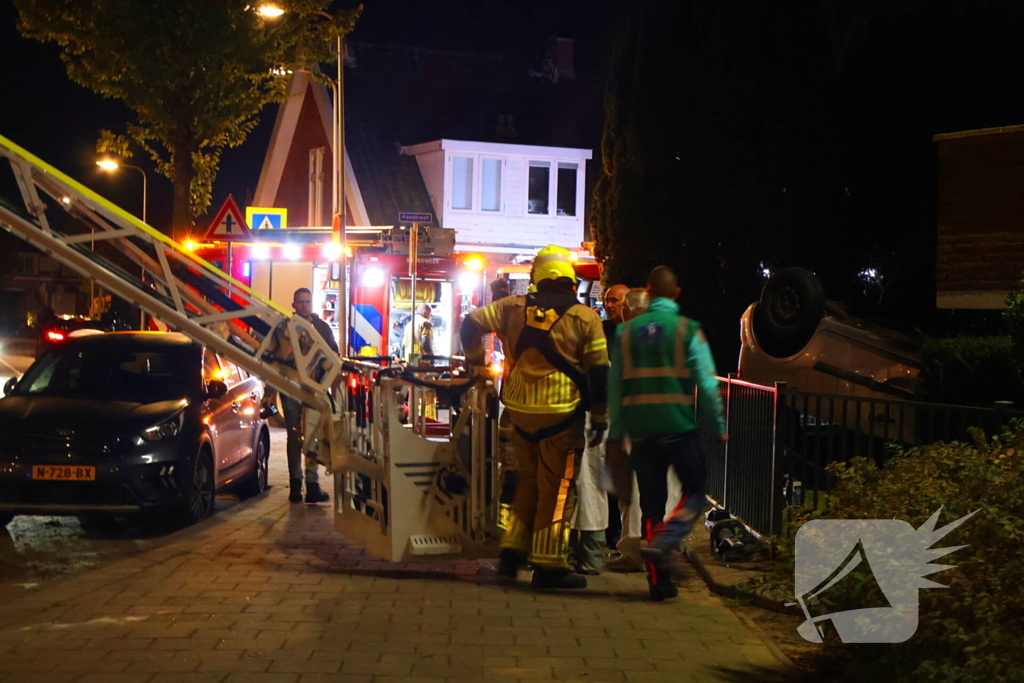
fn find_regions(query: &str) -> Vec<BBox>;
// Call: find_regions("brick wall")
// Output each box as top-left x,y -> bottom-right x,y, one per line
935,126 -> 1024,308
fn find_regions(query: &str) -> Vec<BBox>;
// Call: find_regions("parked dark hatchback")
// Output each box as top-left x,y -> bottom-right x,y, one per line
0,332 -> 270,527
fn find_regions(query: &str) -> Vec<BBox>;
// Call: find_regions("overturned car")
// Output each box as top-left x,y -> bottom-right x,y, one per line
739,268 -> 920,400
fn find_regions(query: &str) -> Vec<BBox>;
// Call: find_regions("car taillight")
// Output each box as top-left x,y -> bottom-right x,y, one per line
45,330 -> 65,342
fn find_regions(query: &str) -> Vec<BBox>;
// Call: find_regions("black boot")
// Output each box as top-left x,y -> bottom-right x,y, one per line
289,478 -> 303,503
497,549 -> 527,580
641,547 -> 678,601
531,567 -> 587,589
304,481 -> 330,504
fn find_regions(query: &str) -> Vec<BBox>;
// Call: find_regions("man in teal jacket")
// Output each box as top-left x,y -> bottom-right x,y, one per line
607,266 -> 727,601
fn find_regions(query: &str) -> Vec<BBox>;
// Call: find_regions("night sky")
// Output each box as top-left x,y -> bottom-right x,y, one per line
2,0 -> 1022,272
0,0 -> 620,233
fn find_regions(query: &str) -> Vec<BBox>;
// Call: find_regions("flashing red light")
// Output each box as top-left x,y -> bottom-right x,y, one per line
45,330 -> 66,342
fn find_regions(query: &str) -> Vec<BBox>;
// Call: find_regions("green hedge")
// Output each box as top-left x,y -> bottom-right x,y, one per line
918,336 -> 1023,407
746,424 -> 1024,682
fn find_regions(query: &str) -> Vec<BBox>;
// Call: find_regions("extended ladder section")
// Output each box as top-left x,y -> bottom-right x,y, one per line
0,134 -> 502,561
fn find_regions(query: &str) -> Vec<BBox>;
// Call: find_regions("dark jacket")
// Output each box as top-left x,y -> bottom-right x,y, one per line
307,314 -> 339,354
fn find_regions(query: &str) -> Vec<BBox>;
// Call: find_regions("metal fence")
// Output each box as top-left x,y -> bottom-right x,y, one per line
698,377 -> 1024,537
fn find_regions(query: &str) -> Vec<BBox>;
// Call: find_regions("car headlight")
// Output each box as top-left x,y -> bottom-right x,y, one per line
140,413 -> 184,443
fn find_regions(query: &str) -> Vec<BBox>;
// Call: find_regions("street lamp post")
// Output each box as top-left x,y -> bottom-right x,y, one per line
332,28 -> 348,357
259,4 -> 348,355
97,159 -> 147,224
98,159 -> 149,329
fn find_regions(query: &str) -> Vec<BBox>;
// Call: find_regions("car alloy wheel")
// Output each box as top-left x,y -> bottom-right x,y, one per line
255,437 -> 268,493
241,433 -> 270,498
189,454 -> 215,522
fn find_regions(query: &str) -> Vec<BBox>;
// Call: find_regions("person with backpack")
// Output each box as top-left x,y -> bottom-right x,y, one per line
460,245 -> 609,589
606,266 -> 727,601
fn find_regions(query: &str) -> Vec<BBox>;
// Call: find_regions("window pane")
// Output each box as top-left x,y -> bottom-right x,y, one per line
528,161 -> 551,215
557,162 -> 578,217
452,157 -> 473,210
481,159 -> 502,211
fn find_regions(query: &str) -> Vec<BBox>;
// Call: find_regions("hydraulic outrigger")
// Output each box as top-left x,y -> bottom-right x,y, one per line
0,134 -> 501,561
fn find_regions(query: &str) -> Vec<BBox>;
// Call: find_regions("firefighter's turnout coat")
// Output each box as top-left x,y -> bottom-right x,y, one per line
461,288 -> 609,569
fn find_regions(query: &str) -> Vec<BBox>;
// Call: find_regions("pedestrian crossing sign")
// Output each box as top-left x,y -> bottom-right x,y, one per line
246,207 -> 288,231
203,195 -> 251,242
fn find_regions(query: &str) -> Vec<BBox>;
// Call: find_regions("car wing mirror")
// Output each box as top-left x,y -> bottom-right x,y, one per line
3,377 -> 17,396
205,379 -> 228,400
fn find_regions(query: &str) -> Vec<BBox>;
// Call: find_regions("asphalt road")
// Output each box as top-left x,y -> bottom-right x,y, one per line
0,342 -> 291,596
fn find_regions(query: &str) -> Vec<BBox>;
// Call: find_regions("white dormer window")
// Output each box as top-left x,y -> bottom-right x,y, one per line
557,162 -> 578,217
451,156 -> 474,210
481,158 -> 503,211
528,160 -> 551,215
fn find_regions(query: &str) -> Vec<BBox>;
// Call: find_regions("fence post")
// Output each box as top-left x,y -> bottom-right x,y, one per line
770,381 -> 787,539
994,400 -> 1014,432
722,374 -> 734,509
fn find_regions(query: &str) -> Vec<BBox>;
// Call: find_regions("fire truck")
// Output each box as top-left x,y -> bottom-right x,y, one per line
0,135 -> 500,562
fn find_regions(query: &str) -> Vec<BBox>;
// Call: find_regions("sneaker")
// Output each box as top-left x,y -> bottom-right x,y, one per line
289,478 -> 303,504
531,568 -> 587,589
497,549 -> 527,579
304,482 -> 330,504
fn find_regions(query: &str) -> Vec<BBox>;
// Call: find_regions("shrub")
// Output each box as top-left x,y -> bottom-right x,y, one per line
747,423 -> 1024,682
918,336 -> 1022,407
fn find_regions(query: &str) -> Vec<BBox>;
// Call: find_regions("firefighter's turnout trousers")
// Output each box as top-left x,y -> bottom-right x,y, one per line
500,410 -> 585,570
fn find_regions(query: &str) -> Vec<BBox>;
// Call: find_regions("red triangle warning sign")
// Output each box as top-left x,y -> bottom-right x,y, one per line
203,195 -> 251,242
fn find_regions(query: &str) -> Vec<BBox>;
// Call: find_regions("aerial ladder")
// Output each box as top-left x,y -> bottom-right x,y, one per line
0,134 -> 501,562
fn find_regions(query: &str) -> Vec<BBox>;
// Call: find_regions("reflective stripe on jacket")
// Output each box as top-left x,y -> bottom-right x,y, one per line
461,294 -> 609,418
608,297 -> 726,439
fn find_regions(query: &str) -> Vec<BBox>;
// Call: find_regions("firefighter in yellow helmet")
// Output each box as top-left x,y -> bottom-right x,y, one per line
460,245 -> 609,589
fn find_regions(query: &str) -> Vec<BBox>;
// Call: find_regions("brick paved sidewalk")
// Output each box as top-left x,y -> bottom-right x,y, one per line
0,429 -> 791,683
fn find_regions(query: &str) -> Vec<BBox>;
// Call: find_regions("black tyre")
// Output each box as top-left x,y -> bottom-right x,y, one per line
240,431 -> 270,499
752,267 -> 825,358
176,450 -> 215,527
0,512 -> 14,528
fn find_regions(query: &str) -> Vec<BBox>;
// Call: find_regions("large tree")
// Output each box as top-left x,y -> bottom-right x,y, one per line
16,0 -> 359,238
593,1 -> 844,369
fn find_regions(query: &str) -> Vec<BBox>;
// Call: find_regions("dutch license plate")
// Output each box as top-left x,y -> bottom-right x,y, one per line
31,465 -> 96,481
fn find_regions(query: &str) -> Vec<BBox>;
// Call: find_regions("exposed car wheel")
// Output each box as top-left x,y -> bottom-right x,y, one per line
175,450 -> 215,527
752,268 -> 825,358
241,431 -> 270,498
0,513 -> 15,528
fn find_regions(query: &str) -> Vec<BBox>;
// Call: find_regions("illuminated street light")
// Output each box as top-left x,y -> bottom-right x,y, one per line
257,4 -> 285,18
96,158 -> 148,224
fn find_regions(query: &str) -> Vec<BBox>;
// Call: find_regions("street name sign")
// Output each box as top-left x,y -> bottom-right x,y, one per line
398,212 -> 432,223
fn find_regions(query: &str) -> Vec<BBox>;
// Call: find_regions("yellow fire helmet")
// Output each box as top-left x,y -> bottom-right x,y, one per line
530,245 -> 577,286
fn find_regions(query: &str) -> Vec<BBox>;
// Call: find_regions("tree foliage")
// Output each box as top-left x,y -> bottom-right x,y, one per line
15,0 -> 360,236
594,1 -> 1024,368
592,1 -> 842,370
